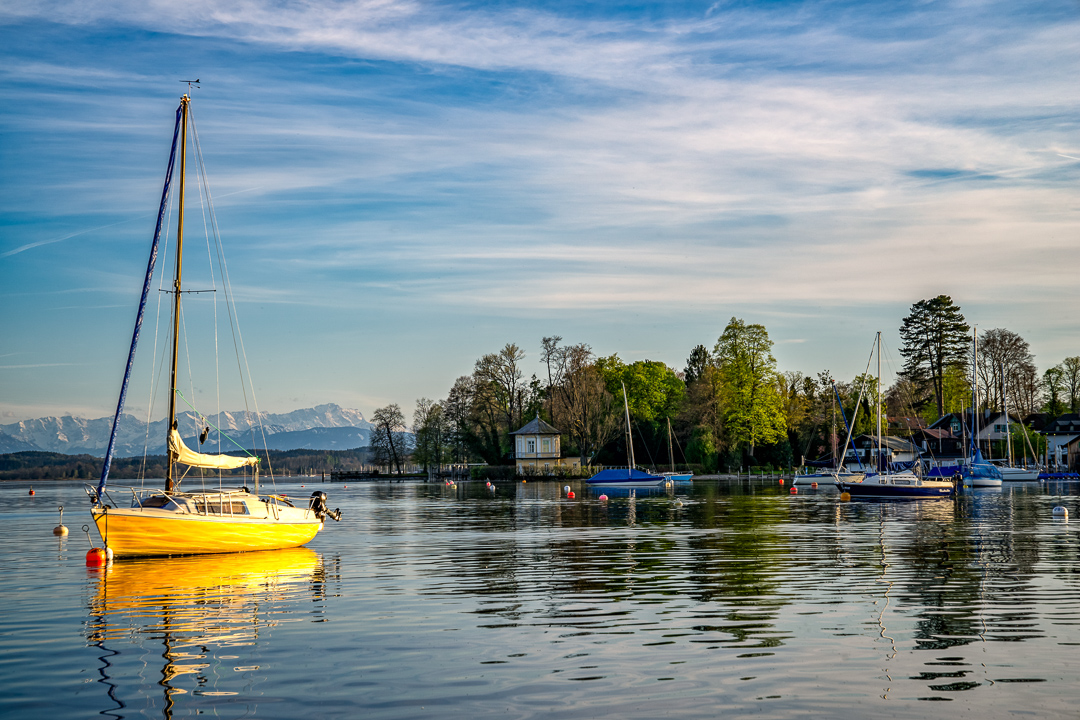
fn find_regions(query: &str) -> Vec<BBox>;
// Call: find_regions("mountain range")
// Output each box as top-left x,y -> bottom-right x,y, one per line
0,403 -> 372,456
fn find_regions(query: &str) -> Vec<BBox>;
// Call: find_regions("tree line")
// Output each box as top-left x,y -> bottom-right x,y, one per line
367,296 -> 1078,475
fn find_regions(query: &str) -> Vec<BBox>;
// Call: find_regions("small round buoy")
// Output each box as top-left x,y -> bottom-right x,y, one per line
665,480 -> 673,488
790,487 -> 798,494
1053,506 -> 1068,517
54,506 -> 68,536
29,487 -> 35,496
810,482 -> 818,489
486,481 -> 492,487
522,479 -> 527,483
300,484 -> 305,487
564,485 -> 571,494
675,499 -> 684,508
343,485 -> 348,489
567,491 -> 575,499
105,547 -> 114,562
599,494 -> 609,501
840,492 -> 851,501
85,548 -> 108,567
779,479 -> 784,486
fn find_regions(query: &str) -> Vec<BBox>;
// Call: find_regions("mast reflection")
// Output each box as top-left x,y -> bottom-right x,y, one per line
85,548 -> 328,719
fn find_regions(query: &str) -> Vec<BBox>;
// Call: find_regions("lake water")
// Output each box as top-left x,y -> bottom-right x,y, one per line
2,477 -> 1079,719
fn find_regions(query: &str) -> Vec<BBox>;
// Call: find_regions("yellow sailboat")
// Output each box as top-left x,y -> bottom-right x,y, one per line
88,95 -> 340,557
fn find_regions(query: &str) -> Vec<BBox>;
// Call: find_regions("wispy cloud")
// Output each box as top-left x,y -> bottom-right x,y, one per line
3,0 -> 1079,419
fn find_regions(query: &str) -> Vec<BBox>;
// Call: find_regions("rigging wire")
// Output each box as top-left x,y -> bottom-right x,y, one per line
189,105 -> 275,485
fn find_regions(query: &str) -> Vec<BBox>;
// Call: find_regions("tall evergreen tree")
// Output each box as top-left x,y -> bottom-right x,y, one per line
898,295 -> 970,419
684,345 -> 710,384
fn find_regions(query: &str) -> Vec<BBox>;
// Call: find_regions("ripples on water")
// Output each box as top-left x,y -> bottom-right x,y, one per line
1,478 -> 1079,719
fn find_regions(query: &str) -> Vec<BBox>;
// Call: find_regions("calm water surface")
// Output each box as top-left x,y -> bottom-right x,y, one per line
2,477 -> 1080,719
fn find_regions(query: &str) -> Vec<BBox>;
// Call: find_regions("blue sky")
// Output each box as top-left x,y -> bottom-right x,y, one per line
2,0 -> 1079,424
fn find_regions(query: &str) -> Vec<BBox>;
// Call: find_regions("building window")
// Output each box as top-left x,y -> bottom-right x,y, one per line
541,438 -> 551,453
527,439 -> 535,454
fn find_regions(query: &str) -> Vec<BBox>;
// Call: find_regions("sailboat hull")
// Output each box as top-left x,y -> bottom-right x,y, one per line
837,478 -> 955,498
92,507 -> 322,557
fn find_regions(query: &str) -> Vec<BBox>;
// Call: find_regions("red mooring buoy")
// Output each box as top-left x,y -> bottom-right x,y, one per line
779,479 -> 784,485
29,487 -> 35,496
790,487 -> 798,494
85,548 -> 108,567
811,482 -> 818,489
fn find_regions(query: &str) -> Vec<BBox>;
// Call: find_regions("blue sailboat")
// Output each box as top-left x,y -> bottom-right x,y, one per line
586,382 -> 666,488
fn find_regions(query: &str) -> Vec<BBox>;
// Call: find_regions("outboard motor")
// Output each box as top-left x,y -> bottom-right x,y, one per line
309,491 -> 342,522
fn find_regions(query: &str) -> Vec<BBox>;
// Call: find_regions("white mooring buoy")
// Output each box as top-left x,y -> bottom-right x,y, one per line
1053,505 -> 1068,518
53,505 -> 69,536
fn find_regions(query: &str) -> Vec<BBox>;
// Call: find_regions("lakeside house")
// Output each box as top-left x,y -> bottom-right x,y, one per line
511,415 -> 581,475
1041,413 -> 1080,471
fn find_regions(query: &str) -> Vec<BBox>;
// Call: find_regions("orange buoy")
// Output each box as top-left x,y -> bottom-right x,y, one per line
779,479 -> 784,485
85,548 -> 108,567
840,492 -> 851,501
29,487 -> 35,496
790,487 -> 798,494
810,482 -> 818,489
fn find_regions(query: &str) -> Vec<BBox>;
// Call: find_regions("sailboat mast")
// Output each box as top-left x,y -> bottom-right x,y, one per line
622,381 -> 635,470
1002,360 -> 1013,466
667,417 -> 675,473
971,328 -> 978,459
166,94 -> 189,493
876,331 -> 882,473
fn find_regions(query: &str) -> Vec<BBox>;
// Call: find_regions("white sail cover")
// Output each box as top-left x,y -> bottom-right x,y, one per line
169,429 -> 259,470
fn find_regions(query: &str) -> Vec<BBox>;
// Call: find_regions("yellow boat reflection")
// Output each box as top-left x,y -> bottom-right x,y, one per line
86,546 -> 326,719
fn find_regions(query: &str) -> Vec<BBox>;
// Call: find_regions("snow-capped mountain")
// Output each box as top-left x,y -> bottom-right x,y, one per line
1,404 -> 372,456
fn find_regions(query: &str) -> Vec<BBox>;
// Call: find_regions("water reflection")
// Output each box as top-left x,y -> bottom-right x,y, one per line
85,548 -> 329,718
41,479 -> 1079,717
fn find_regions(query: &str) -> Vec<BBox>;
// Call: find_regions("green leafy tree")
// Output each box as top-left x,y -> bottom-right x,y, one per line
899,295 -> 970,419
713,318 -> 786,457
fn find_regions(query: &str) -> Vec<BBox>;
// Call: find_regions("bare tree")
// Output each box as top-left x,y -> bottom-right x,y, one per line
474,343 -> 527,435
1061,356 -> 1080,413
371,403 -> 408,474
444,376 -> 474,464
412,398 -> 449,474
1012,363 -> 1041,418
540,336 -> 567,424
976,329 -> 1036,413
552,343 -> 621,466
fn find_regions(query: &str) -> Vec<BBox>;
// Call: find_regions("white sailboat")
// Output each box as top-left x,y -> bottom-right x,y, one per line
836,333 -> 956,498
963,329 -> 1002,488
